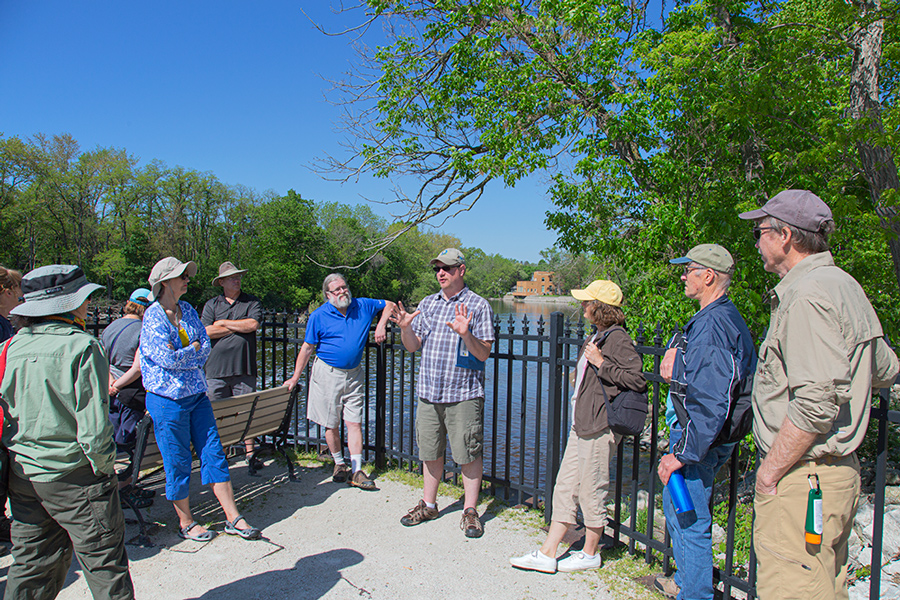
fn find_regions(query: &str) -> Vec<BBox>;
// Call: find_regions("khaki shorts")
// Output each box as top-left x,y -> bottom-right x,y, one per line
307,358 -> 364,429
551,427 -> 618,528
416,397 -> 484,465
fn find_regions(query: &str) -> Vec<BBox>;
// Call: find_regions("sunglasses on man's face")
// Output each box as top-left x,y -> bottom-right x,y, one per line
752,226 -> 779,241
433,265 -> 459,274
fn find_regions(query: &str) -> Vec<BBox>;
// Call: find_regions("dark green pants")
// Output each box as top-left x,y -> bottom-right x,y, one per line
4,468 -> 134,600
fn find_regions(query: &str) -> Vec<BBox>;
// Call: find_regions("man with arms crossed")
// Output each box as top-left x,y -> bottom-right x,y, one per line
202,261 -> 262,463
656,244 -> 757,600
739,190 -> 898,600
284,274 -> 395,490
391,248 -> 495,538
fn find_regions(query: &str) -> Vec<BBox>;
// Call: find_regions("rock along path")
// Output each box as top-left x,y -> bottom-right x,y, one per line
2,458 -> 621,600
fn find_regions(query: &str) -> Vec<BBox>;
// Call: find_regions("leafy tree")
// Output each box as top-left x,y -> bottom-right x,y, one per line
245,190 -> 327,310
324,0 -> 900,336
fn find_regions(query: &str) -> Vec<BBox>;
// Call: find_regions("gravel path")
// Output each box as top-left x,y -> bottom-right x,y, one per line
0,459 -> 620,600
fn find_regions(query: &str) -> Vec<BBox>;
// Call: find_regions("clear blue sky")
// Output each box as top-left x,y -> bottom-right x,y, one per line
0,1 -> 559,263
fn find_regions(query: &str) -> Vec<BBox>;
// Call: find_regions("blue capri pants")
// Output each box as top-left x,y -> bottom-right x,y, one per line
145,391 -> 231,501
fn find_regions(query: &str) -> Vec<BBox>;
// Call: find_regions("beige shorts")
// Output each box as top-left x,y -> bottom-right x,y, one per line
551,427 -> 618,528
306,358 -> 364,429
416,397 -> 484,465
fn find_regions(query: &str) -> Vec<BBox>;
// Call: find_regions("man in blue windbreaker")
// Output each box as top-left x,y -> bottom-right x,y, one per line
655,244 -> 757,600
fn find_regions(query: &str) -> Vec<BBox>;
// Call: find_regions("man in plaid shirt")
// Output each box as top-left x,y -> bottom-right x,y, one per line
392,248 -> 495,538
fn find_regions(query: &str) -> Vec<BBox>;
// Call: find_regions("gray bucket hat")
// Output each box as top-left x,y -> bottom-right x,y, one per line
212,261 -> 248,286
10,265 -> 104,317
148,257 -> 198,300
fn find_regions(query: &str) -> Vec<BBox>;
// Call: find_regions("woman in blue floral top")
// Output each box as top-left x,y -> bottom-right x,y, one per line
140,257 -> 261,542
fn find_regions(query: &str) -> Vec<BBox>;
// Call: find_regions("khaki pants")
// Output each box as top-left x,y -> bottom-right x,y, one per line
753,454 -> 859,600
5,468 -> 134,600
551,427 -> 618,528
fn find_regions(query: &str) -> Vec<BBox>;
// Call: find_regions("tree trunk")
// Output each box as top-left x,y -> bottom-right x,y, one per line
848,0 -> 900,289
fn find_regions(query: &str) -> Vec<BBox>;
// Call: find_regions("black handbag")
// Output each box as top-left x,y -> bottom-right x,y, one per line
592,328 -> 649,437
599,385 -> 649,437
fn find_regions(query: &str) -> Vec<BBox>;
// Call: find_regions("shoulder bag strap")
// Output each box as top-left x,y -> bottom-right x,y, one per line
106,319 -> 141,361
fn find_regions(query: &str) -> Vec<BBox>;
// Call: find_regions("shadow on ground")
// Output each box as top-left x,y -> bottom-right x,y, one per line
186,548 -> 365,600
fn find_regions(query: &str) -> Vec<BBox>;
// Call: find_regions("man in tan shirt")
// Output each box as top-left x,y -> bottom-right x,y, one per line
739,190 -> 898,600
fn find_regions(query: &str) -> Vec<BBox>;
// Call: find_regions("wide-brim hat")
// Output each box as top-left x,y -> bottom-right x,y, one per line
148,257 -> 198,300
212,261 -> 248,286
570,280 -> 623,307
10,265 -> 104,317
669,244 -> 735,274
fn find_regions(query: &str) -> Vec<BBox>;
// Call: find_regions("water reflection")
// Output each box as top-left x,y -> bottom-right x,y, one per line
488,298 -> 579,321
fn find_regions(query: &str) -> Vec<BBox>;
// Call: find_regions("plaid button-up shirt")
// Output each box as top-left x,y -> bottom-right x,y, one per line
412,286 -> 495,403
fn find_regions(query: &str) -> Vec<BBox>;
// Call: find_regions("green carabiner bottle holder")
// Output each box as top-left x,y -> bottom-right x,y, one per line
805,473 -> 822,545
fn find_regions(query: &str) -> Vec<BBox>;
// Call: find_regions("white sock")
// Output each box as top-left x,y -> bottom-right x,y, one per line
332,452 -> 345,465
424,500 -> 437,509
350,454 -> 362,473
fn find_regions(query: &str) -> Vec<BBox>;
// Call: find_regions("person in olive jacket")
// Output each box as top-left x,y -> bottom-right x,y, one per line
510,280 -> 646,574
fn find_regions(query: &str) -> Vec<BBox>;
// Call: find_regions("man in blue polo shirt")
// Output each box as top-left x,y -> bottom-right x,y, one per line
284,274 -> 395,490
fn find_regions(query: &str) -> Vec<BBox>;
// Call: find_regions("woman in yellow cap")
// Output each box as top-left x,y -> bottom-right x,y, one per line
510,280 -> 646,573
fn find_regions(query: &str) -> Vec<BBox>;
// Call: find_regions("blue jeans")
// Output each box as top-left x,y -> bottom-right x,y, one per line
145,391 -> 231,501
662,430 -> 735,600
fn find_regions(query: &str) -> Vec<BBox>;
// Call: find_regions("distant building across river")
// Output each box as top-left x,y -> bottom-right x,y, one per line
512,271 -> 560,297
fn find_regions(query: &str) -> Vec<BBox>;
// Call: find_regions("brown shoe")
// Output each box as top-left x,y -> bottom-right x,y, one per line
654,575 -> 680,599
400,500 -> 439,527
332,463 -> 351,483
460,507 -> 483,538
348,470 -> 378,491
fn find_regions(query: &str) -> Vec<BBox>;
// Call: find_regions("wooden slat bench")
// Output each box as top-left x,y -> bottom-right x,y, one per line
124,385 -> 299,545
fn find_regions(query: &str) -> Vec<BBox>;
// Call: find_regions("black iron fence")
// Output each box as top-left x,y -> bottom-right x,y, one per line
87,307 -> 896,599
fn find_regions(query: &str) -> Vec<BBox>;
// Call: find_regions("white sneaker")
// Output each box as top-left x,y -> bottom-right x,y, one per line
509,550 -> 557,573
557,551 -> 602,572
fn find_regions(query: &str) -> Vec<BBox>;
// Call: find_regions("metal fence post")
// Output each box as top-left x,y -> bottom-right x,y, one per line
544,311 -> 564,524
375,340 -> 387,469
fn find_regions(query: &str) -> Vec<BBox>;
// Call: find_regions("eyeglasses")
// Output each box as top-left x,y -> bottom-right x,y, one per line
327,285 -> 349,295
179,273 -> 191,281
682,265 -> 707,276
433,265 -> 459,274
752,226 -> 779,241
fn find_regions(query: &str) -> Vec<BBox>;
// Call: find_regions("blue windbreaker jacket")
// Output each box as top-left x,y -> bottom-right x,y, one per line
668,294 -> 757,465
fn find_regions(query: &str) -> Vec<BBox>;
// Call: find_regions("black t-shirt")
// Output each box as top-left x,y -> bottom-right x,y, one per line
0,314 -> 14,343
201,292 -> 262,378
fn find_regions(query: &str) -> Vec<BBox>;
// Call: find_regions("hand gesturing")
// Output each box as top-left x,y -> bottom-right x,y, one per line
446,303 -> 472,336
390,301 -> 420,329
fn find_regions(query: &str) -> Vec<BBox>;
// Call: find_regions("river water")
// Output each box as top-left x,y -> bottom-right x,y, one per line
262,298 -> 588,493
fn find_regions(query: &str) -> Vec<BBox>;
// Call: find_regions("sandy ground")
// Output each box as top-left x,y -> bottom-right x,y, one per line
0,457 -> 620,600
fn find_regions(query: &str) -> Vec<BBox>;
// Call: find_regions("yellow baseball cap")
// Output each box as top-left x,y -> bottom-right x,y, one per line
570,280 -> 623,306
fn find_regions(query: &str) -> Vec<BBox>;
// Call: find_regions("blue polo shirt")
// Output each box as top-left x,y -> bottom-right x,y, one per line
305,297 -> 386,369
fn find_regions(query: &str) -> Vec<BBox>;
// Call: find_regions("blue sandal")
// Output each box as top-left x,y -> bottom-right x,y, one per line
224,515 -> 261,540
178,521 -> 215,542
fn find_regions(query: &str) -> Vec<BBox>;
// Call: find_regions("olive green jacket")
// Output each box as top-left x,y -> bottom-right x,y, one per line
0,321 -> 116,481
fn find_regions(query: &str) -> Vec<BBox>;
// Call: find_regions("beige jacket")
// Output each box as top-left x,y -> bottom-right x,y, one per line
752,251 -> 899,459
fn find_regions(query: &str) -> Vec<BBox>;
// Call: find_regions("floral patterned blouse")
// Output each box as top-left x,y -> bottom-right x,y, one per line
139,300 -> 211,399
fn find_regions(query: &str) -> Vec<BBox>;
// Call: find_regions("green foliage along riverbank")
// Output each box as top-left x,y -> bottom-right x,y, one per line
0,132 -> 578,310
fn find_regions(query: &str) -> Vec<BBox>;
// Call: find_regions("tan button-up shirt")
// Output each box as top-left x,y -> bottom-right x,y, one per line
752,252 -> 898,459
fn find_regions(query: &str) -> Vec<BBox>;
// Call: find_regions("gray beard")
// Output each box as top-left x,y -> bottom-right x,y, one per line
329,292 -> 352,310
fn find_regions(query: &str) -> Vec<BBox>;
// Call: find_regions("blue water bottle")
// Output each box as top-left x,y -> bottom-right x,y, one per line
668,469 -> 695,515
